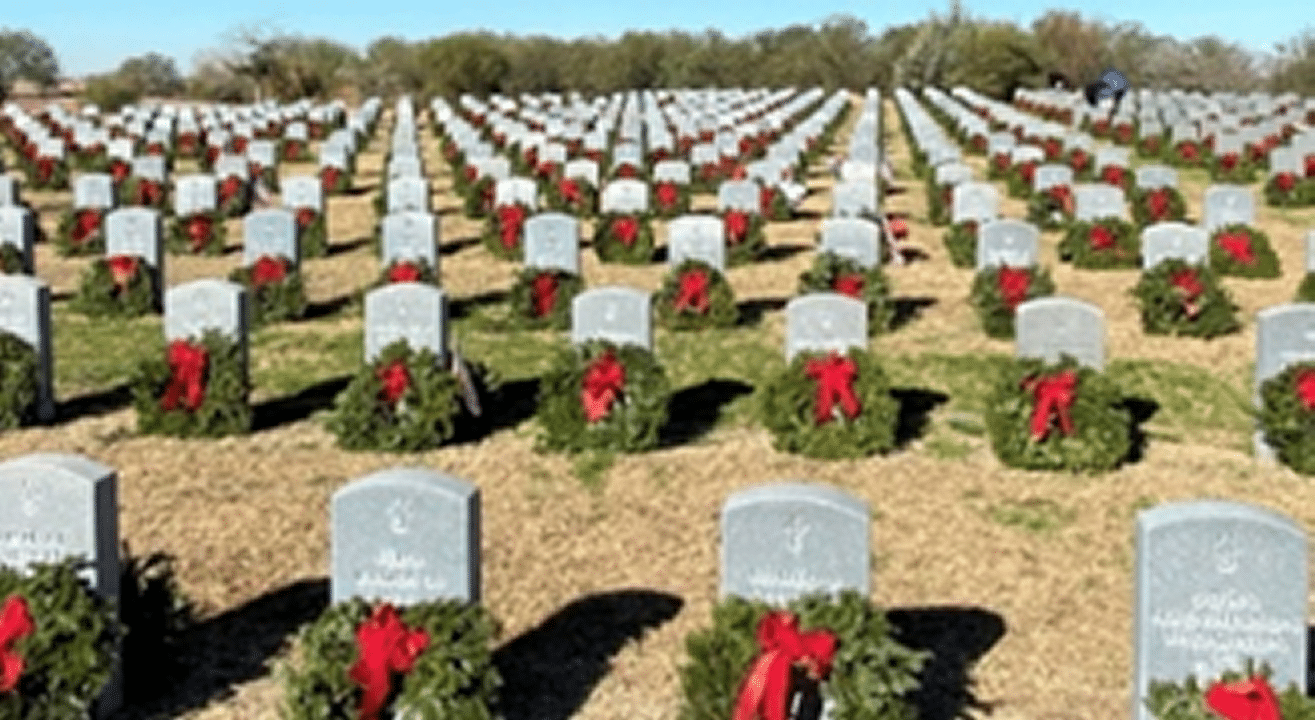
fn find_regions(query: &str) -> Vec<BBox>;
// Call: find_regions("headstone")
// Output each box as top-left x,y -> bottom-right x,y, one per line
720,482 -> 870,605
563,158 -> 599,187
1014,296 -> 1105,370
666,215 -> 726,271
0,453 -> 122,718
1073,183 -> 1127,221
951,182 -> 998,224
817,217 -> 881,269
104,208 -> 163,304
386,176 -> 430,214
653,159 -> 691,185
0,206 -> 35,274
1132,500 -> 1307,720
1135,165 -> 1178,190
1033,164 -> 1074,192
330,467 -> 480,605
832,180 -> 878,218
0,275 -> 53,419
242,208 -> 299,267
74,174 -> 115,210
164,279 -> 249,378
522,212 -> 579,274
717,180 -> 760,214
131,155 -> 166,183
599,179 -> 649,214
173,175 -> 216,216
281,175 -> 323,212
494,177 -> 538,210
1141,223 -> 1209,270
570,286 -> 652,352
977,219 -> 1041,270
1307,231 -> 1315,273
0,176 -> 15,206
784,293 -> 868,361
1202,185 -> 1254,232
364,283 -> 448,363
380,212 -> 439,268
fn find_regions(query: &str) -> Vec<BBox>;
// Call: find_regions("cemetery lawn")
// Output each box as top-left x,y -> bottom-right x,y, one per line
6,96 -> 1315,720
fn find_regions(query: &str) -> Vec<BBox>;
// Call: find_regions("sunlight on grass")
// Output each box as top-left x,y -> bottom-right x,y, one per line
984,497 -> 1076,534
52,307 -> 161,395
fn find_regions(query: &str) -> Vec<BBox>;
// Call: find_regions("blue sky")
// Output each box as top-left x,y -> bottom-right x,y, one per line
14,0 -> 1309,77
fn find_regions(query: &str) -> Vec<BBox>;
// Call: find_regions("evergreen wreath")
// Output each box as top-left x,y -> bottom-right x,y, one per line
1057,218 -> 1140,269
320,166 -> 351,196
1263,171 -> 1311,208
796,253 -> 896,335
1130,186 -> 1187,226
1096,164 -> 1132,192
481,203 -> 531,261
1138,134 -> 1163,159
652,180 -> 692,218
167,211 -> 228,256
1131,259 -> 1241,338
54,207 -> 107,256
375,258 -> 439,288
118,176 -> 167,209
0,243 -> 26,274
1208,224 -> 1280,278
462,176 -> 496,219
1170,140 -> 1205,168
592,212 -> 655,264
654,258 -> 739,330
277,598 -> 502,720
1067,147 -> 1095,181
71,255 -> 158,318
0,329 -> 37,428
1025,185 -> 1075,231
24,156 -> 68,191
1143,661 -> 1315,720
544,175 -> 596,217
676,590 -> 927,720
988,152 -> 1012,181
1296,272 -> 1315,302
969,264 -> 1057,339
721,210 -> 767,267
1257,360 -> 1315,476
759,185 -> 793,221
986,354 -> 1133,473
759,348 -> 900,460
228,256 -> 307,326
0,558 -> 120,720
1209,152 -> 1259,184
506,267 -> 585,330
925,181 -> 952,226
1007,161 -> 1038,199
534,339 -> 671,454
216,175 -> 250,218
942,220 -> 981,268
132,329 -> 251,438
293,207 -> 328,258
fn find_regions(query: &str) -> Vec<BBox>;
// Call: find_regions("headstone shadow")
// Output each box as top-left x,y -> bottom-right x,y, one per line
791,207 -> 825,221
342,183 -> 375,197
659,378 -> 755,447
56,382 -> 134,422
760,242 -> 812,262
891,387 -> 950,448
302,293 -> 357,320
737,296 -> 790,327
449,376 -> 541,444
886,605 -> 1006,720
325,236 -> 372,257
1121,396 -> 1159,464
890,296 -> 937,330
451,289 -> 509,319
439,235 -> 483,255
492,588 -> 683,720
251,374 -> 351,431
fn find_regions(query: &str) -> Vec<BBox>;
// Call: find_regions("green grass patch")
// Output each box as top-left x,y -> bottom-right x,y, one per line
984,497 -> 1076,534
52,308 -> 161,394
923,432 -> 973,461
249,326 -> 361,398
1106,359 -> 1253,438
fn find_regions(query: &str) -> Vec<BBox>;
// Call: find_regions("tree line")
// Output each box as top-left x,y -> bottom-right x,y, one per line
3,6 -> 1315,112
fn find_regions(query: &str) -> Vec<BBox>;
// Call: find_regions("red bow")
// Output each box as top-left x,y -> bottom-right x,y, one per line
497,204 -> 526,250
107,255 -> 139,293
186,215 -> 213,252
993,154 -> 1010,171
1044,138 -> 1061,159
284,141 -> 301,160
71,209 -> 101,244
463,165 -> 478,183
1217,233 -> 1255,264
656,181 -> 679,208
375,360 -> 410,405
580,350 -> 625,423
1179,142 -> 1199,161
612,216 -> 639,247
36,157 -> 54,183
1276,172 -> 1297,193
321,167 -> 340,193
759,186 -> 777,215
558,178 -> 581,205
732,611 -> 837,720
725,211 -> 749,245
1204,676 -> 1281,720
219,176 -> 243,204
1147,189 -> 1171,220
231,137 -> 248,154
832,272 -> 864,298
997,267 -> 1031,311
387,261 -> 421,283
1220,152 -> 1240,171
1170,268 -> 1204,319
1070,149 -> 1089,172
1101,166 -> 1124,186
616,164 -> 637,178
531,272 -> 557,316
206,146 -> 221,166
110,160 -> 130,183
161,339 -> 208,412
1089,225 -> 1115,251
0,595 -> 35,694
1019,162 -> 1036,185
137,180 -> 162,206
673,269 -> 710,313
1048,185 -> 1074,215
804,352 -> 861,424
1305,155 -> 1315,178
295,207 -> 317,229
1296,369 -> 1315,411
348,604 -> 429,720
1020,370 -> 1077,441
251,256 -> 288,286
887,215 -> 909,239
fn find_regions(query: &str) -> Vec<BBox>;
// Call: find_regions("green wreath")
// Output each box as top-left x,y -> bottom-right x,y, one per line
987,152 -> 1012,181
320,166 -> 351,196
73,148 -> 109,173
652,181 -> 692,218
1138,134 -> 1163,159
1058,218 -> 1140,269
25,158 -> 69,191
117,177 -> 168,209
1257,360 -> 1315,475
677,591 -> 927,720
654,259 -> 739,330
278,598 -> 500,720
943,220 -> 980,268
797,254 -> 895,334
326,340 -> 485,452
0,558 -> 120,719
543,176 -> 597,217
506,267 -> 585,330
1296,272 -> 1315,302
759,348 -> 899,460
54,207 -> 107,256
1208,224 -> 1280,278
985,354 -> 1132,473
1263,172 -> 1312,208
132,329 -> 251,438
480,203 -> 531,262
1209,153 -> 1259,184
1143,661 -> 1315,720
1067,148 -> 1095,181
1168,140 -> 1205,168
925,181 -> 952,227
1006,164 -> 1037,199
0,329 -> 37,428
759,185 -> 793,221
0,243 -> 26,274
228,260 -> 307,326
969,265 -> 1057,339
722,212 -> 768,267
1130,186 -> 1187,227
71,256 -> 158,318
373,258 -> 438,289
166,211 -> 228,256
1130,259 -> 1241,338
462,176 -> 495,219
592,213 -> 655,264
294,209 -> 328,258
1025,188 -> 1074,231
534,339 -> 671,454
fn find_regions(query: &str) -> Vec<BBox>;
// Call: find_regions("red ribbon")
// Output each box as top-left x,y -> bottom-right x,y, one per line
673,269 -> 710,313
1044,138 -> 1061,159
1170,268 -> 1204,319
0,594 -> 34,694
993,154 -> 1010,171
731,611 -> 837,720
1204,676 -> 1281,720
137,179 -> 162,206
463,165 -> 478,183
187,215 -> 213,252
887,215 -> 909,239
997,267 -> 1031,311
1101,166 -> 1124,186
251,255 -> 288,286
1048,185 -> 1074,215
832,272 -> 864,298
110,160 -> 130,183
759,186 -> 777,215
1220,152 -> 1240,171
725,211 -> 749,245
1089,225 -> 1115,251
232,137 -> 248,154
531,272 -> 557,316
375,360 -> 410,404
804,352 -> 861,424
558,178 -> 581,205
1019,162 -> 1036,185
1305,155 -> 1315,178
387,261 -> 421,283
161,339 -> 208,412
283,141 -> 300,161
348,603 -> 429,720
321,167 -> 340,193
295,207 -> 317,230
1020,370 -> 1077,441
616,164 -> 637,178
656,181 -> 679,208
1179,142 -> 1199,161
71,209 -> 101,244
36,157 -> 54,184
219,176 -> 243,205
107,255 -> 139,293
1294,369 -> 1315,410
1147,189 -> 1171,220
1217,233 -> 1255,265
612,216 -> 639,247
1070,149 -> 1089,172
580,350 -> 625,423
497,204 -> 526,250
1276,172 -> 1297,192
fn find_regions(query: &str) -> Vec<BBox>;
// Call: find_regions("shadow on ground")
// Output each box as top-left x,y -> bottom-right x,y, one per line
56,383 -> 135,422
891,296 -> 937,330
736,296 -> 790,326
251,375 -> 352,431
1122,396 -> 1160,464
451,289 -> 509,319
887,605 -> 1006,720
892,387 -> 951,448
325,236 -> 373,257
659,378 -> 755,447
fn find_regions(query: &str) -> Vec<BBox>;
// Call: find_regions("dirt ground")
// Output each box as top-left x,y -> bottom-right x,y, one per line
5,93 -> 1315,720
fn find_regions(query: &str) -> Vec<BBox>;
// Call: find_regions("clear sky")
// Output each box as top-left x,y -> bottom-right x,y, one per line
12,0 -> 1307,78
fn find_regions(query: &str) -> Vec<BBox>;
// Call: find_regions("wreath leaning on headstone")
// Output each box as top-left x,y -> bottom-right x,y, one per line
277,598 -> 502,720
1130,259 -> 1241,339
0,243 -> 26,274
985,354 -> 1133,473
651,180 -> 692,218
506,267 -> 584,330
655,258 -> 738,331
969,264 -> 1057,339
759,348 -> 900,460
797,254 -> 896,335
132,329 -> 251,438
1263,169 -> 1311,208
0,558 -> 120,720
1257,360 -> 1315,476
167,210 -> 228,256
228,256 -> 307,326
534,339 -> 671,454
1025,185 -> 1075,231
591,212 -> 655,264
293,207 -> 329,258
55,207 -> 107,256
373,258 -> 439,289
543,175 -> 596,217
71,255 -> 158,318
1057,218 -> 1140,269
722,210 -> 768,267
1208,223 -> 1280,278
1130,186 -> 1187,226
481,203 -> 532,261
0,329 -> 38,429
942,219 -> 981,268
677,591 -> 928,720
1143,661 -> 1315,720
